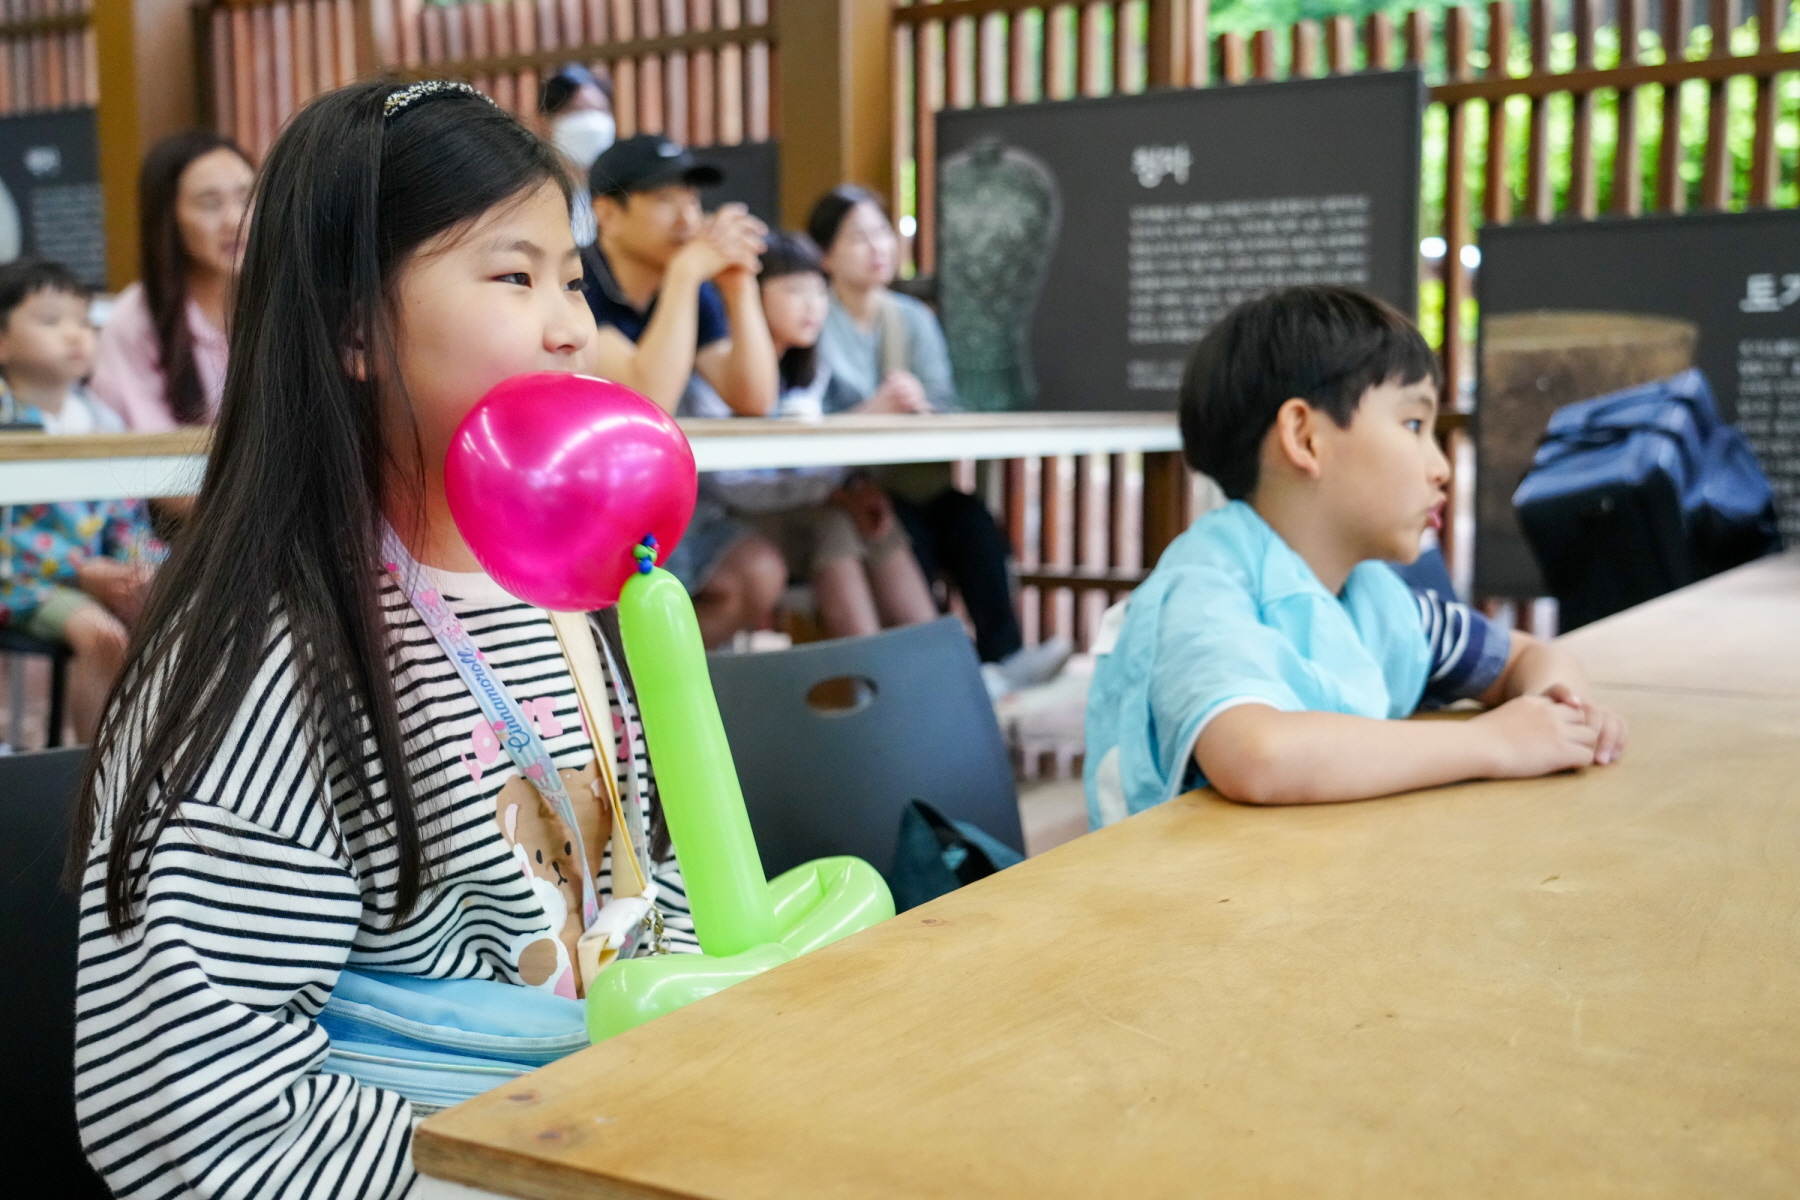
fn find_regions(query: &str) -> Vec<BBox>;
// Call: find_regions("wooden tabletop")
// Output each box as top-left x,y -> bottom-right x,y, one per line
0,413 -> 1182,505
416,684 -> 1800,1199
1559,550 -> 1800,699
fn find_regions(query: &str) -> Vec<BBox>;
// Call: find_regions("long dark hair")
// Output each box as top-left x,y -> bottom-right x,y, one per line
758,230 -> 826,389
72,80 -> 572,934
137,130 -> 252,426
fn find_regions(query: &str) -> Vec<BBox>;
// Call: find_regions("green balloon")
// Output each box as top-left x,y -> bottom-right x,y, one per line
587,857 -> 895,1041
591,564 -> 897,1044
616,565 -> 775,956
769,856 -> 895,957
587,942 -> 795,1042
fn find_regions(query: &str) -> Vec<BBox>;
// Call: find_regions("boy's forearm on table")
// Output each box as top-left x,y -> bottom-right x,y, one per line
1196,706 -> 1497,805
1489,634 -> 1593,704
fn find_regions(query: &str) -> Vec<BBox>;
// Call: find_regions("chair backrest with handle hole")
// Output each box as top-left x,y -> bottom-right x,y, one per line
0,746 -> 111,1196
706,616 -> 1023,880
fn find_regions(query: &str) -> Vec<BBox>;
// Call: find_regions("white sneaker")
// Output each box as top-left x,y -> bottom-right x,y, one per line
995,636 -> 1074,695
980,662 -> 1011,703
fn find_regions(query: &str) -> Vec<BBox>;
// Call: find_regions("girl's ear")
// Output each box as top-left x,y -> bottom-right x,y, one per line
1271,397 -> 1325,480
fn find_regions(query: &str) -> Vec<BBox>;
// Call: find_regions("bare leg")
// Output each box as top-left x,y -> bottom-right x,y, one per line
868,544 -> 939,629
63,602 -> 129,743
692,537 -> 787,650
813,557 -> 881,639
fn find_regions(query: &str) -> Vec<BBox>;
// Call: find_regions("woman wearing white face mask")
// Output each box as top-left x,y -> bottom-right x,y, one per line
540,63 -> 616,246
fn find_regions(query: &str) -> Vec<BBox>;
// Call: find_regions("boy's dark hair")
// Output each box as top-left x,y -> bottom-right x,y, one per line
0,257 -> 89,327
1178,285 -> 1441,500
758,230 -> 826,389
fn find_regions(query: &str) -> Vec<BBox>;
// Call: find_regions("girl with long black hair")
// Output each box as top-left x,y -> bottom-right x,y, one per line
68,79 -> 697,1198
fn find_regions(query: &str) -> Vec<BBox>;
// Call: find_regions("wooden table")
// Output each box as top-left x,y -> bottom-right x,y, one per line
416,680 -> 1800,1199
0,414 -> 1181,505
1558,550 -> 1800,699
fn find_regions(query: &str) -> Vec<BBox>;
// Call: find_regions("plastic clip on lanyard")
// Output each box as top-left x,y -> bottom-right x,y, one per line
381,527 -> 657,983
550,602 -> 663,977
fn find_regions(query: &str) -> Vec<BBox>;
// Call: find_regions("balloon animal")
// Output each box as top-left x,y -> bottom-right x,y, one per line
444,372 -> 894,1041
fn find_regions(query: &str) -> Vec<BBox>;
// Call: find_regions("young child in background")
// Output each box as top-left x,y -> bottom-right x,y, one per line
1086,286 -> 1627,825
70,81 -> 700,1200
687,231 -> 938,638
0,259 -> 160,741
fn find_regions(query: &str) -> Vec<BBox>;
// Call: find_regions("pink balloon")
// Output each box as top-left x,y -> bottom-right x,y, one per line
445,372 -> 697,610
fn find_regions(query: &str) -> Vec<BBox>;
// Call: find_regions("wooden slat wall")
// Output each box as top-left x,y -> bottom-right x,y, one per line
0,1 -> 97,114
893,0 -> 1207,660
895,0 -> 1800,653
202,0 -> 777,160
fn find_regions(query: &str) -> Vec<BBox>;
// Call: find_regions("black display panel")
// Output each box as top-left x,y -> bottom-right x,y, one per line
1477,210 -> 1800,595
692,140 -> 779,228
0,108 -> 103,286
934,71 -> 1423,412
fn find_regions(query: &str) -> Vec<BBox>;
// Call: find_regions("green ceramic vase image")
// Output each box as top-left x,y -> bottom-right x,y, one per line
938,137 -> 1061,412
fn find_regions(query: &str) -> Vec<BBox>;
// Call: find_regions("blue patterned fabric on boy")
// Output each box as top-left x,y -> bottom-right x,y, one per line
0,387 -> 164,626
1083,501 -> 1509,828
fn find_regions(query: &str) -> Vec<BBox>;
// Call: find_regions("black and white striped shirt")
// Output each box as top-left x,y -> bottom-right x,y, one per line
75,564 -> 698,1199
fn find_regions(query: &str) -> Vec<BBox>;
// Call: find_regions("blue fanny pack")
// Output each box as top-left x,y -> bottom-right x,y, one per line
316,970 -> 588,1113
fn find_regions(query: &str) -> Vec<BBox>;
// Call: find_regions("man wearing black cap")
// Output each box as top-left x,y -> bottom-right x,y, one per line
581,133 -> 776,419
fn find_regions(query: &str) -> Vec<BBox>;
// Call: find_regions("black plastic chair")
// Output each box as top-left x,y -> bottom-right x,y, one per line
0,626 -> 71,748
706,616 -> 1024,880
0,745 -> 111,1196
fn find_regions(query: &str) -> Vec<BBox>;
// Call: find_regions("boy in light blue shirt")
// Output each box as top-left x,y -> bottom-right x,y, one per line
1086,286 -> 1627,825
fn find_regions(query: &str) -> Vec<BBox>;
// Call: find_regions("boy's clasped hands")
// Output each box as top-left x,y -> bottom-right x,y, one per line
1471,681 -> 1628,777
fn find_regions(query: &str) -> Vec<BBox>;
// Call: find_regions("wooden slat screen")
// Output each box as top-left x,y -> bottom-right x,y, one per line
200,0 -> 777,160
0,0 -> 97,114
892,0 -> 1205,660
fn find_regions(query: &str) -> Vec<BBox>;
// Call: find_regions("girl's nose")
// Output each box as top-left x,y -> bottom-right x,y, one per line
546,297 -> 593,358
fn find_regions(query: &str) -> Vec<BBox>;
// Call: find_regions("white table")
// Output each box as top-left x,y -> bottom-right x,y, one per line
0,414 -> 1181,505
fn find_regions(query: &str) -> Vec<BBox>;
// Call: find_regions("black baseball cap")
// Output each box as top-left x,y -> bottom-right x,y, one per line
588,134 -> 723,198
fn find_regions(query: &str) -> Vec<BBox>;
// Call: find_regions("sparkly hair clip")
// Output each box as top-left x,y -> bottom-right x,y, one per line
383,79 -> 493,120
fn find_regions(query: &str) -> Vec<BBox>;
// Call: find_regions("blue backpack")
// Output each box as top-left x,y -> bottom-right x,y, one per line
1512,369 -> 1779,629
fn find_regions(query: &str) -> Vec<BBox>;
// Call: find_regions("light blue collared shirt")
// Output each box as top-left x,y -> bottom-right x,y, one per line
1083,501 -> 1435,827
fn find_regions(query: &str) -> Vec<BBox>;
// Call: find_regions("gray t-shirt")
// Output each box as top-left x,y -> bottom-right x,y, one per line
817,291 -> 959,412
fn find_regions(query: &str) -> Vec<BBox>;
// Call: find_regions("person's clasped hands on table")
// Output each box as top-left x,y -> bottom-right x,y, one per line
857,364 -> 934,415
1085,285 -> 1628,825
684,201 -> 768,293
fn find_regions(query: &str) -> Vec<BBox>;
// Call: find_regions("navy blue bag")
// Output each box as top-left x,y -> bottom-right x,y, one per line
1512,369 -> 1779,629
888,799 -> 1024,912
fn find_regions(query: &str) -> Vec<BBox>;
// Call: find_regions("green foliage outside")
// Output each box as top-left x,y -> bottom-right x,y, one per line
1210,0 -> 1455,36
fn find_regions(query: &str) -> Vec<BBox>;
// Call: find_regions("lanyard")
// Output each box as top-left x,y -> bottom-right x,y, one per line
382,526 -> 604,930
592,629 -> 653,886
